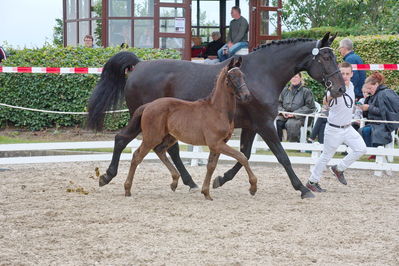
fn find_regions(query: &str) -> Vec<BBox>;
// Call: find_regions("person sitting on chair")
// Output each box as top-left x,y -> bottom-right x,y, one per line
204,32 -> 225,64
276,73 -> 316,142
217,6 -> 248,62
358,72 -> 399,147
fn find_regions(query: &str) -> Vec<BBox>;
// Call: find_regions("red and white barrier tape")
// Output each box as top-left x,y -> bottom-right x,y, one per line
0,66 -> 103,74
352,64 -> 399,71
0,64 -> 398,74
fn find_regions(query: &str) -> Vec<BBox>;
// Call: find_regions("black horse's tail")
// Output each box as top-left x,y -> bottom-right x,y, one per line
87,51 -> 140,131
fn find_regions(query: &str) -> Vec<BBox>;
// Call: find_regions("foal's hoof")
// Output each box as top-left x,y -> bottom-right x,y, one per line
99,174 -> 110,187
125,191 -> 132,197
249,187 -> 257,196
170,182 -> 178,192
212,176 -> 223,189
301,190 -> 315,199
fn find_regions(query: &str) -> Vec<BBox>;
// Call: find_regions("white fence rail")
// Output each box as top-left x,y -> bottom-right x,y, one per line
1,138 -> 398,176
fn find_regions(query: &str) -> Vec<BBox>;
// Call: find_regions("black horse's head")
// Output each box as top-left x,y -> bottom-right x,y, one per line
226,56 -> 251,103
305,32 -> 346,98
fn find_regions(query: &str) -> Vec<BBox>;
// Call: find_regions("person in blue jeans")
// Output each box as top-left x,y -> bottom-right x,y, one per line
217,6 -> 249,62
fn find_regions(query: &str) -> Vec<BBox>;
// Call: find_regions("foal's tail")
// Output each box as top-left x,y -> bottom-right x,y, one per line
128,104 -> 147,134
87,51 -> 140,131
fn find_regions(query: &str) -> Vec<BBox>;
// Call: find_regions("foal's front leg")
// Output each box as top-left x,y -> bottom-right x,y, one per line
202,151 -> 220,200
215,142 -> 257,196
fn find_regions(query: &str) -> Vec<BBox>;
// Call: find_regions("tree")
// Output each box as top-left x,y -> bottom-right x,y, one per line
53,18 -> 63,47
282,0 -> 399,34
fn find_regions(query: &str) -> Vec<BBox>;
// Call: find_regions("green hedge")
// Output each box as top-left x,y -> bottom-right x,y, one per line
282,26 -> 364,39
304,35 -> 399,102
0,46 -> 181,130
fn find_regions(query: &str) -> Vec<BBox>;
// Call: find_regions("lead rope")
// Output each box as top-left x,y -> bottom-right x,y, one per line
328,92 -> 354,108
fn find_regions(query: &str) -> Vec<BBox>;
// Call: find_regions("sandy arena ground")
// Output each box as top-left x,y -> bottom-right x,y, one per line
1,161 -> 398,265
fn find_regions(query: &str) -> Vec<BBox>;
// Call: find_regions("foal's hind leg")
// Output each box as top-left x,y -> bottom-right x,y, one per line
124,143 -> 152,197
202,151 -> 220,201
215,142 -> 257,196
154,135 -> 180,192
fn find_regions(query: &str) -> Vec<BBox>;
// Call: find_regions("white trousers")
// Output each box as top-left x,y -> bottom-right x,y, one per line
309,124 -> 367,183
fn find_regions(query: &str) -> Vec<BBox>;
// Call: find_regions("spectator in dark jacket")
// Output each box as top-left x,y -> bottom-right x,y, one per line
204,32 -> 224,59
339,38 -> 366,99
0,46 -> 6,63
359,72 -> 399,147
277,73 -> 316,142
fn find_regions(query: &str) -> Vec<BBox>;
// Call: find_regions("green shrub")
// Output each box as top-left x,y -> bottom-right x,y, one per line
0,46 -> 180,130
282,26 -> 364,39
304,35 -> 399,102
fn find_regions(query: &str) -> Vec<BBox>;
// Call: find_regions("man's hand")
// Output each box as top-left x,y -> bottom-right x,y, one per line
283,113 -> 294,119
227,42 -> 233,48
359,104 -> 369,111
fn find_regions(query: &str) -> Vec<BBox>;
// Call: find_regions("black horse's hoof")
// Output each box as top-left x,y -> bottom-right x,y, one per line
212,176 -> 224,189
301,190 -> 315,199
99,174 -> 111,187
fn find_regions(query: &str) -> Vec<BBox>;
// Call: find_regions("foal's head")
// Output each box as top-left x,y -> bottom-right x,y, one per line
226,57 -> 251,103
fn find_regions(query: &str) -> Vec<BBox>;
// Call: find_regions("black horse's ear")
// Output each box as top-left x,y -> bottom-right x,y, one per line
320,32 -> 331,47
328,32 -> 338,46
235,56 -> 242,68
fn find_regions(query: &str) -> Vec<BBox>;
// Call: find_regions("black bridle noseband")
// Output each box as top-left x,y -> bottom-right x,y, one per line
311,41 -> 353,108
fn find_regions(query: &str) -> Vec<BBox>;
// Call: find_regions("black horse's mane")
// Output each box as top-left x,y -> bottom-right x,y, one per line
253,38 -> 315,51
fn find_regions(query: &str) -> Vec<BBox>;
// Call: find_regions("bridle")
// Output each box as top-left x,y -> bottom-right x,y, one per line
311,41 -> 353,108
227,67 -> 247,94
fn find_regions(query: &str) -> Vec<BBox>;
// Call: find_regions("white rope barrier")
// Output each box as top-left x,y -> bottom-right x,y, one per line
0,102 -> 397,125
0,103 -> 128,115
279,111 -> 399,125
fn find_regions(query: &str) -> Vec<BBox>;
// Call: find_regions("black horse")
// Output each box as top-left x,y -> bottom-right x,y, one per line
87,33 -> 345,199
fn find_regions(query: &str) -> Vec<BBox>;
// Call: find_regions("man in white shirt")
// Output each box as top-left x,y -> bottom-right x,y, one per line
307,62 -> 367,192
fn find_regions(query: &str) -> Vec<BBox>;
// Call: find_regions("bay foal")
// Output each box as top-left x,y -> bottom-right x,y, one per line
122,57 -> 257,200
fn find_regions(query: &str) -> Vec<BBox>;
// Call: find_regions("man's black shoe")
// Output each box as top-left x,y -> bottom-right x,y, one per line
330,165 -> 347,185
306,181 -> 327,193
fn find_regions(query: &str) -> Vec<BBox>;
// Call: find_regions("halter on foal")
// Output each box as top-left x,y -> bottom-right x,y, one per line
122,57 -> 257,200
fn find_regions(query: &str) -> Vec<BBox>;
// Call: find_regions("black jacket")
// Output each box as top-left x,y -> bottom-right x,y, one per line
367,85 -> 399,145
204,39 -> 225,58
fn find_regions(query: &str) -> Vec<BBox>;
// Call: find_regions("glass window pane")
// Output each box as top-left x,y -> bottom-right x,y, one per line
79,21 -> 90,45
159,37 -> 184,49
260,0 -> 279,7
134,0 -> 154,17
199,1 -> 219,26
92,20 -> 102,46
91,0 -> 102,18
108,19 -> 131,46
160,0 -> 183,3
160,19 -> 185,33
260,11 -> 278,36
191,0 -> 198,26
79,0 -> 90,18
199,28 -> 219,43
67,22 -> 77,46
134,20 -> 154,48
67,0 -> 77,19
109,0 -> 131,17
160,7 -> 184,17
226,0 -> 235,25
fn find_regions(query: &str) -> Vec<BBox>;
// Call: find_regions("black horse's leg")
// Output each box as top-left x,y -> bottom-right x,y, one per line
213,128 -> 256,188
167,143 -> 199,190
257,121 -> 314,199
99,125 -> 139,187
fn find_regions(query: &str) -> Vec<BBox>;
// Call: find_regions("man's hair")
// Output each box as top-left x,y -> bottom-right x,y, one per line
339,38 -> 353,50
211,31 -> 221,39
84,35 -> 94,41
232,6 -> 241,14
339,62 -> 352,70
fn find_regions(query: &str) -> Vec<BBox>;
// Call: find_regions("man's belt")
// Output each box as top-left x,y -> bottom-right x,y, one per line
328,123 -> 352,129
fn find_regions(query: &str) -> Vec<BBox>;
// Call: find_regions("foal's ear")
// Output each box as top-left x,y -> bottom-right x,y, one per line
228,58 -> 235,70
320,32 -> 331,47
235,56 -> 242,68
